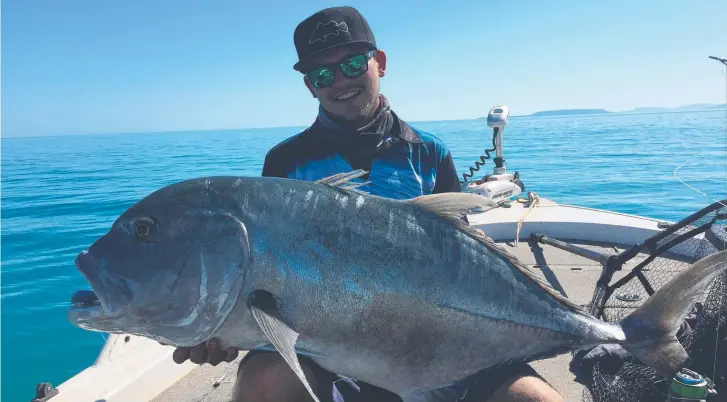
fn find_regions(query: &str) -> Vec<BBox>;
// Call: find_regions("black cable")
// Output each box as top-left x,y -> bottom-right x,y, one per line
460,129 -> 498,184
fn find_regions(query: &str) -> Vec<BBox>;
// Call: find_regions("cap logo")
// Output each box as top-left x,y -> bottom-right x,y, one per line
308,20 -> 349,44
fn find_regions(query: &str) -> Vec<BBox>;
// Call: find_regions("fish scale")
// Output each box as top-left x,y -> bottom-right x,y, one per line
68,170 -> 727,402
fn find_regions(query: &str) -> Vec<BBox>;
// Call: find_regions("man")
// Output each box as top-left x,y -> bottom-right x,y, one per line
173,6 -> 563,402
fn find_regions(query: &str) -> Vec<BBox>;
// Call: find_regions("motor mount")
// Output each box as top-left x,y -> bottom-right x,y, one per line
461,104 -> 524,204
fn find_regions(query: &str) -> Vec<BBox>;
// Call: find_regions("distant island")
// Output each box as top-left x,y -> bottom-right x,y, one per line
530,109 -> 609,117
478,103 -> 726,119
626,103 -> 725,114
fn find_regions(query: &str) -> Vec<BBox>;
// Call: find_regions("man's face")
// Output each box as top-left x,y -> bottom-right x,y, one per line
303,44 -> 387,123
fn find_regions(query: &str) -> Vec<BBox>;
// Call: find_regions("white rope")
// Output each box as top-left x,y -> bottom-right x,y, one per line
515,192 -> 540,246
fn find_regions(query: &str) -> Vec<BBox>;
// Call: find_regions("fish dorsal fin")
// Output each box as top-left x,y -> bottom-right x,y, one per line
408,193 -> 499,221
476,228 -> 588,314
409,193 -> 589,315
315,170 -> 370,195
315,169 -> 369,187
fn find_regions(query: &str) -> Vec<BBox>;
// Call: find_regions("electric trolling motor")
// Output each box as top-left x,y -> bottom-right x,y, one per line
461,105 -> 525,204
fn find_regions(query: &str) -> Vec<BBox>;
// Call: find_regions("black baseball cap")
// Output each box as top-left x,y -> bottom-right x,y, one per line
293,6 -> 377,72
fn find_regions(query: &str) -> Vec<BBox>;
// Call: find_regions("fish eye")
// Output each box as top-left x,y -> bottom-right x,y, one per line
133,218 -> 156,239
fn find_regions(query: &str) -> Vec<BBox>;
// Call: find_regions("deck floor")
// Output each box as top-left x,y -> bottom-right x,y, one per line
151,238 -> 691,402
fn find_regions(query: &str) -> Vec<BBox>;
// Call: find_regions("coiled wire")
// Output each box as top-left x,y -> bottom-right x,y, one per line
460,131 -> 498,185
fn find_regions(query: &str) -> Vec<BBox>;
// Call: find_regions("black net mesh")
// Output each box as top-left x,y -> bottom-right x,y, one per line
571,199 -> 727,402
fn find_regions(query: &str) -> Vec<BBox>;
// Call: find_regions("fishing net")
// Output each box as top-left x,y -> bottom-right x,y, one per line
569,199 -> 727,402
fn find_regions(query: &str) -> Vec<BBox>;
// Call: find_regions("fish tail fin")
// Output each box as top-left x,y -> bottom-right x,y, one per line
618,250 -> 727,378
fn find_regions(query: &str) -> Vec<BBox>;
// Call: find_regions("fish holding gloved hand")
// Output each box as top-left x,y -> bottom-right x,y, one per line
67,169 -> 727,402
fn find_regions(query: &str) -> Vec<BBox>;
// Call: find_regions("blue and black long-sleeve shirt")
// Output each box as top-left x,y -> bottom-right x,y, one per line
261,96 -> 462,200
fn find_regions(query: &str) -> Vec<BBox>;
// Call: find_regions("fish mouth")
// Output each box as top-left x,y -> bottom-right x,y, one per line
68,251 -> 127,327
69,289 -> 104,321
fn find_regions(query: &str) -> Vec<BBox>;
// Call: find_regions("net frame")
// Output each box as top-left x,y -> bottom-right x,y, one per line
575,199 -> 727,402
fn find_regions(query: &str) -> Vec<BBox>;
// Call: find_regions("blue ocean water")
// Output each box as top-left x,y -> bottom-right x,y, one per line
1,110 -> 726,401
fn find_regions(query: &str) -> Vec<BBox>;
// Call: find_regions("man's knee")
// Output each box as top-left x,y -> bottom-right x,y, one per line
488,374 -> 563,402
233,352 -> 320,402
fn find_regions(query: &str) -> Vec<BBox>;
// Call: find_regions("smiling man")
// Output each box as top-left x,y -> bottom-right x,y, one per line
260,7 -> 462,199
172,6 -> 563,402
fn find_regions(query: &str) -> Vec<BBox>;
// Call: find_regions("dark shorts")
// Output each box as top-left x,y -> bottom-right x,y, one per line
238,350 -> 540,402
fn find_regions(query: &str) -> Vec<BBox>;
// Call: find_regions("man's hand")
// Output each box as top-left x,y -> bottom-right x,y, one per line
169,338 -> 239,366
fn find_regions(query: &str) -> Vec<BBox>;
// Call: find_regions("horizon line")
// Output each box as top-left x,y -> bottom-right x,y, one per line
3,105 -> 725,140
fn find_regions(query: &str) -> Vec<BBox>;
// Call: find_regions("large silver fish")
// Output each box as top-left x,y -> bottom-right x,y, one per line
68,170 -> 727,402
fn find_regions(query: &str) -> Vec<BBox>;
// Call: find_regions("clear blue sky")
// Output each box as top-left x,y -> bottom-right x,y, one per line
2,0 -> 726,137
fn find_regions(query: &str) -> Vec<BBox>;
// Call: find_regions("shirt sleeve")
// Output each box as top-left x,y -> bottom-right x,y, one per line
432,150 -> 462,194
261,150 -> 288,178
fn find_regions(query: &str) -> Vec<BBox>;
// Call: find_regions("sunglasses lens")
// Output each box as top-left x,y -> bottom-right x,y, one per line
306,52 -> 372,88
308,68 -> 335,88
340,54 -> 368,78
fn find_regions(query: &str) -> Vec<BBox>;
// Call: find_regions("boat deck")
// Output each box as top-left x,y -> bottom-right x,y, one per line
151,237 -> 686,402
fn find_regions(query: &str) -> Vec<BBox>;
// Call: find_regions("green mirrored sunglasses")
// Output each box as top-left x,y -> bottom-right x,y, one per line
305,50 -> 377,89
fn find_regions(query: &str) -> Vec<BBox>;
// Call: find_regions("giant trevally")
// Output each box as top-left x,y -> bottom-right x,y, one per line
68,170 -> 727,402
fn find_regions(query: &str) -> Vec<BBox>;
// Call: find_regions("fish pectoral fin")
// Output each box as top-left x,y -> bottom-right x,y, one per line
247,290 -> 321,402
